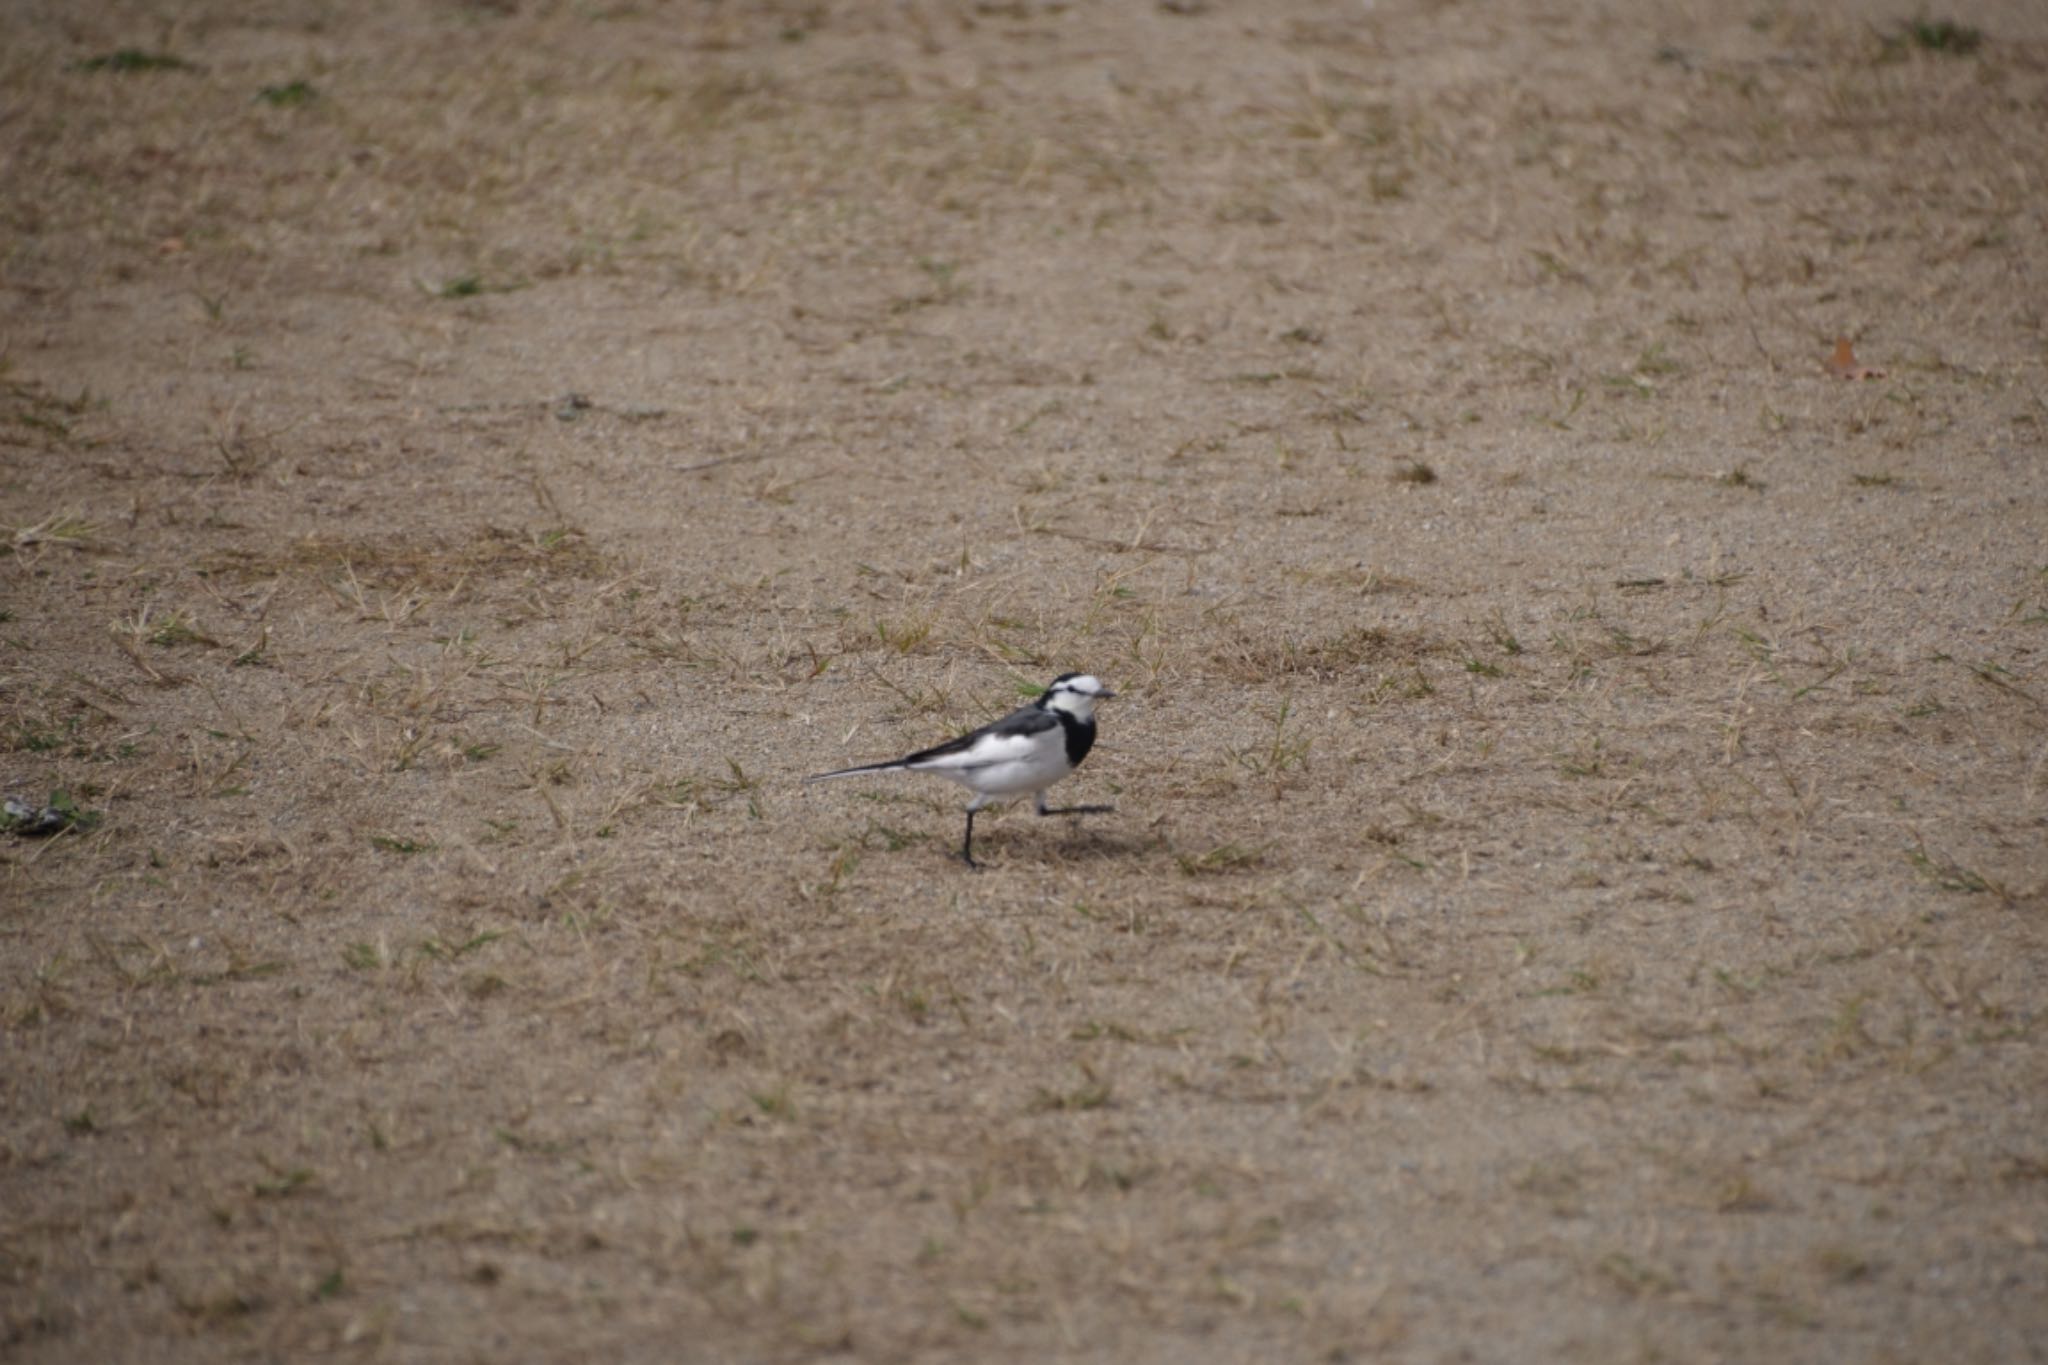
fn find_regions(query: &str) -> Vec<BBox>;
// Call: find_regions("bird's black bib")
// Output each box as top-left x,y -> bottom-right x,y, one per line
1056,712 -> 1096,768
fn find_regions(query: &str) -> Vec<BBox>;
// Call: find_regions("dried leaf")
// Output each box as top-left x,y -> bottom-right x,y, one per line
1826,336 -> 1885,381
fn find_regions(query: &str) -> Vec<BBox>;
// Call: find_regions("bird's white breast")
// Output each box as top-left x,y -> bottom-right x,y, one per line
918,732 -> 1071,795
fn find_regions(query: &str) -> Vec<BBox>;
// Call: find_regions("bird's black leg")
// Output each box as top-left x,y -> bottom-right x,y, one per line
1036,793 -> 1114,817
960,808 -> 980,869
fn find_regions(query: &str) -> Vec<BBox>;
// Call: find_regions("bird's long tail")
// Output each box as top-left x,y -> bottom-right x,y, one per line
804,761 -> 909,784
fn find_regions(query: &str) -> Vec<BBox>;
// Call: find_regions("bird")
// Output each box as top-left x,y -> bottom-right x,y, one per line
805,673 -> 1117,867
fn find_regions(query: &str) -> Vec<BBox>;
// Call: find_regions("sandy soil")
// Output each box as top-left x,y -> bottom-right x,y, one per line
3,1 -> 2046,1360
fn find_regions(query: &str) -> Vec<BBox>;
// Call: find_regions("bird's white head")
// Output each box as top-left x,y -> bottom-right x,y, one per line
1042,673 -> 1116,720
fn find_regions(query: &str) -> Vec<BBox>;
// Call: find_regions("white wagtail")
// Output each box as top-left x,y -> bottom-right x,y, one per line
805,673 -> 1117,867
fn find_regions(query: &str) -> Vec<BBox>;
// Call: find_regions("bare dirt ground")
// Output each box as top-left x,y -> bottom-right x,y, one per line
3,1 -> 2046,1360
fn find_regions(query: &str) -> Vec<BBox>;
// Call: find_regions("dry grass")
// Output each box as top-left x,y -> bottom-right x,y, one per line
3,1 -> 2046,1361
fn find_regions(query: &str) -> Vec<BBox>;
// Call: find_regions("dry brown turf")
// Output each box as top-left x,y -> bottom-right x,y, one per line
3,1 -> 2046,1360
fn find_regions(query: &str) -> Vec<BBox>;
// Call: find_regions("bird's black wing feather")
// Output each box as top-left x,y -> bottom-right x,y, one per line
897,702 -> 1056,767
